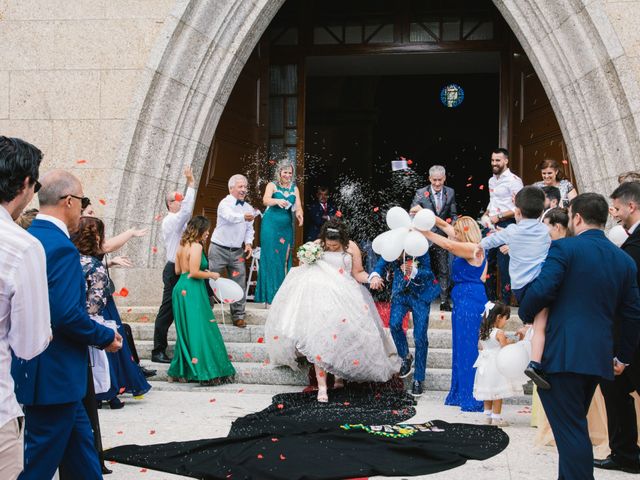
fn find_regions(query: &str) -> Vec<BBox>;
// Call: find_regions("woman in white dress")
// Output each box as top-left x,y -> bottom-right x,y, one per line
265,220 -> 400,402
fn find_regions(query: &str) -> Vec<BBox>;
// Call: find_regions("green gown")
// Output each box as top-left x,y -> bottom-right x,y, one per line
167,252 -> 236,381
254,182 -> 296,304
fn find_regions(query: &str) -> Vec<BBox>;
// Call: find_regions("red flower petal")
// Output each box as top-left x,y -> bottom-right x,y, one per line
232,271 -> 240,277
119,387 -> 126,394
209,398 -> 216,403
315,355 -> 322,361
76,159 -> 87,164
154,214 -> 163,221
273,335 -> 279,340
424,191 -> 430,197
463,226 -> 470,232
271,438 -> 279,442
466,183 -> 472,188
257,337 -> 264,343
338,268 -> 344,274
181,289 -> 187,296
257,454 -> 264,459
343,402 -> 350,406
478,185 -> 485,190
446,218 -> 452,224
149,430 -> 156,435
139,315 -> 149,322
117,287 -> 128,297
407,159 -> 413,165
99,199 -> 106,205
140,468 -> 147,472
467,176 -> 473,181
117,431 -> 123,435
244,352 -> 252,359
353,359 -> 360,366
277,403 -> 284,409
280,454 -> 286,460
126,308 -> 132,313
191,357 -> 198,364
238,388 -> 244,393
332,334 -> 337,340
174,193 -> 184,202
373,207 -> 379,212
318,371 -> 325,377
151,246 -> 158,254
335,211 -> 342,218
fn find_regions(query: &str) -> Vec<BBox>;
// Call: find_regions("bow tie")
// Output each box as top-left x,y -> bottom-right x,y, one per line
236,200 -> 245,206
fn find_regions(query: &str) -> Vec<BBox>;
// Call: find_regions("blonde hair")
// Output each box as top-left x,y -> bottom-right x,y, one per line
453,216 -> 482,243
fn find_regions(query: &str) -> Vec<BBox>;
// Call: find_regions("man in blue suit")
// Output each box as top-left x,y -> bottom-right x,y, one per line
12,170 -> 122,480
519,193 -> 640,480
370,251 -> 440,397
305,186 -> 337,242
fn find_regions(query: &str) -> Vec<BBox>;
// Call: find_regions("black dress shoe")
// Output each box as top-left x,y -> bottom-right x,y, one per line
410,380 -> 423,397
439,301 -> 452,312
140,366 -> 157,378
524,363 -> 551,390
101,464 -> 113,474
594,456 -> 640,473
151,352 -> 172,363
399,355 -> 414,378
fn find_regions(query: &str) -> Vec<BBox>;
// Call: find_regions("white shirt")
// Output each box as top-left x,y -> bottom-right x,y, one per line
210,195 -> 256,248
487,168 -> 523,217
0,206 -> 52,429
162,187 -> 196,263
629,220 -> 640,235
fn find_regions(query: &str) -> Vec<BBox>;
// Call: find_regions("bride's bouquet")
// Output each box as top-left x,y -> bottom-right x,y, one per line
297,242 -> 324,265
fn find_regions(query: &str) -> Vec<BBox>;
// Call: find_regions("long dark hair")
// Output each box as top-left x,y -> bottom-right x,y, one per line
319,219 -> 349,252
180,215 -> 211,247
479,301 -> 511,341
72,216 -> 105,257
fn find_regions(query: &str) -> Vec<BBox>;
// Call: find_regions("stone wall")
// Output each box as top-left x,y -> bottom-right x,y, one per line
3,0 -> 640,305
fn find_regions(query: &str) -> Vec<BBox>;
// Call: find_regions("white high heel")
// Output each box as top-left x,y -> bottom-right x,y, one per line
317,387 -> 328,403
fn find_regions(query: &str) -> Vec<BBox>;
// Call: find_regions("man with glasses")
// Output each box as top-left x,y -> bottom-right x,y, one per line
0,136 -> 52,480
12,169 -> 122,480
151,167 -> 196,363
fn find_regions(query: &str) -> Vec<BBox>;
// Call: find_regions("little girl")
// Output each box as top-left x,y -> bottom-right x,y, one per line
473,301 -> 525,427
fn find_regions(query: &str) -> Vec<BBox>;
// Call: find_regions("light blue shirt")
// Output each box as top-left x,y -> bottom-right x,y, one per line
479,218 -> 551,290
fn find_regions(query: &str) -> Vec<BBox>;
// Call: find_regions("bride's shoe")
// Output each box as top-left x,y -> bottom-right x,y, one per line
317,387 -> 329,403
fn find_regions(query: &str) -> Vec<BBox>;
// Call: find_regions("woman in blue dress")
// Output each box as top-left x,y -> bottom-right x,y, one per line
73,216 -> 151,409
422,215 -> 486,412
255,161 -> 304,305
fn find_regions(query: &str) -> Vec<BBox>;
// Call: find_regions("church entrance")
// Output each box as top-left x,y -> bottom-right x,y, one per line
193,0 -> 575,245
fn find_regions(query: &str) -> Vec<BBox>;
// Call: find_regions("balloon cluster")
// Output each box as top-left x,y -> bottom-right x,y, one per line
371,207 -> 436,261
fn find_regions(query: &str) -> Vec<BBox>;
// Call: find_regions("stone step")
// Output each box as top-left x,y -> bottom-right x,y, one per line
129,324 -> 456,349
140,360 -> 455,391
118,303 -> 524,330
135,340 -> 453,368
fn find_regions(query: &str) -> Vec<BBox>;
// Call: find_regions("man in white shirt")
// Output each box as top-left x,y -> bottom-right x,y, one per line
485,148 -> 523,303
0,136 -> 52,480
151,167 -> 196,363
208,174 -> 255,328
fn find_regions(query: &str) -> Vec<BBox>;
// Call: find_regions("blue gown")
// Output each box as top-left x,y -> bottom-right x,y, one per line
97,296 -> 151,401
445,257 -> 486,412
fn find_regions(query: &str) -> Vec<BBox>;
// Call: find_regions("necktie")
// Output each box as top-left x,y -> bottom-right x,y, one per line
321,203 -> 327,214
435,192 -> 441,214
236,200 -> 245,206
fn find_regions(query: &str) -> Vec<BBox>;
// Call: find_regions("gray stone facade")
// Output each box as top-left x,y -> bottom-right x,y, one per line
2,0 -> 640,304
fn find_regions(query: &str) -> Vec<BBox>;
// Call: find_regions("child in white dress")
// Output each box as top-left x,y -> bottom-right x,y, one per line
473,301 -> 525,427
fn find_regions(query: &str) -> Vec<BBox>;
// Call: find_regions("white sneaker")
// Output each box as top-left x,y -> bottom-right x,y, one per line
491,418 -> 509,427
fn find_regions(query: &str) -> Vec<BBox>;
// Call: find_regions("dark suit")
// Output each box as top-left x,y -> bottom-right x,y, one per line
600,226 -> 640,466
373,253 -> 440,382
519,229 -> 640,480
305,201 -> 337,242
12,219 -> 115,480
411,185 -> 457,303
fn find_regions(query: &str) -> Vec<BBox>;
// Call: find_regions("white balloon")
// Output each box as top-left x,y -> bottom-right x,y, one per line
380,227 -> 408,262
386,207 -> 412,230
403,230 -> 430,257
608,225 -> 629,248
412,208 -> 436,232
372,230 -> 394,254
209,277 -> 244,304
495,342 -> 529,380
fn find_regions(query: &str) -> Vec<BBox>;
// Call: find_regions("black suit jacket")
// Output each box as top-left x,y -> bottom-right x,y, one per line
620,228 -> 640,391
411,185 -> 457,235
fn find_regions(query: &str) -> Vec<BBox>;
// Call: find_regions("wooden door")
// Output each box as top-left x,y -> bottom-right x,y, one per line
508,42 -> 576,187
194,44 -> 268,229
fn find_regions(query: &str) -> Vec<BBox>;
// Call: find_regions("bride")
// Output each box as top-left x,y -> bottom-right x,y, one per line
265,220 -> 400,402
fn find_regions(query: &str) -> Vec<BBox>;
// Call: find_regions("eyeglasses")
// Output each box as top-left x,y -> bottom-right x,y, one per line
34,180 -> 41,193
60,194 -> 91,210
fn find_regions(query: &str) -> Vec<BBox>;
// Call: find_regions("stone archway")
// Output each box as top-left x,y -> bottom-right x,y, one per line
112,0 -> 640,304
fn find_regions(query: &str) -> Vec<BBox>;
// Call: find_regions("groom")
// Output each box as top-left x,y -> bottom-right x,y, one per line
370,251 -> 440,397
519,193 -> 640,480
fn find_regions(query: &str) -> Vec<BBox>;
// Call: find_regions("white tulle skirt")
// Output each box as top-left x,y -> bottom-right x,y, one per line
265,260 -> 401,382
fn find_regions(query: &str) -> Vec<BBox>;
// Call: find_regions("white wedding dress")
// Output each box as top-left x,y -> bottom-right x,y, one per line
265,251 -> 400,382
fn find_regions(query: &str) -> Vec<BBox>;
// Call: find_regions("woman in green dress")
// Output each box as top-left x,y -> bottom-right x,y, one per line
168,216 -> 236,384
255,161 -> 304,305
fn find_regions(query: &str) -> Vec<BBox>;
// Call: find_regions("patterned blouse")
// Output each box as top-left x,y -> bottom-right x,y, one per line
80,255 -> 109,316
533,179 -> 575,207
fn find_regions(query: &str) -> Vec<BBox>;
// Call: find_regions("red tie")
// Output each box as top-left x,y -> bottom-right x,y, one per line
321,203 -> 327,214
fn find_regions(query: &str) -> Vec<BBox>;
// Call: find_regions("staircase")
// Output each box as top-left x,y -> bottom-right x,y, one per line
123,302 -> 528,393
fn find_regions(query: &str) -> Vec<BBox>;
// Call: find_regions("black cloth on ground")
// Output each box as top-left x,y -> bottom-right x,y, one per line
105,388 -> 508,479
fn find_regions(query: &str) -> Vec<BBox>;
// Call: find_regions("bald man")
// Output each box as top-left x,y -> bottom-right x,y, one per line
12,170 -> 122,480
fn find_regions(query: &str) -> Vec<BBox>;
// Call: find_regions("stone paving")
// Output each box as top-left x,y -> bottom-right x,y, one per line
99,383 -> 625,480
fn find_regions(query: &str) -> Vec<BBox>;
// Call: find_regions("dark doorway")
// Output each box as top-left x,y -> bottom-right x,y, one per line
304,53 -> 499,241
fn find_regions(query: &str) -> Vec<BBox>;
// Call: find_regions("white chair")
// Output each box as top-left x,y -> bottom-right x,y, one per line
245,246 -> 260,301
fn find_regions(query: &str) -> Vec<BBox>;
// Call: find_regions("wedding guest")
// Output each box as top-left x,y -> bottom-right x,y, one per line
0,137 -> 51,480
255,161 -> 303,306
519,193 -> 640,480
533,158 -> 577,207
541,185 -> 561,220
73,217 -> 151,409
168,216 -> 235,384
410,165 -> 457,311
618,171 -> 640,184
422,216 -> 487,412
266,220 -> 399,403
369,245 -> 440,397
542,207 -> 568,239
305,185 -> 336,241
12,169 -> 122,480
208,174 -> 255,329
594,181 -> 640,473
15,207 -> 38,229
484,148 -> 523,303
151,167 -> 195,364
